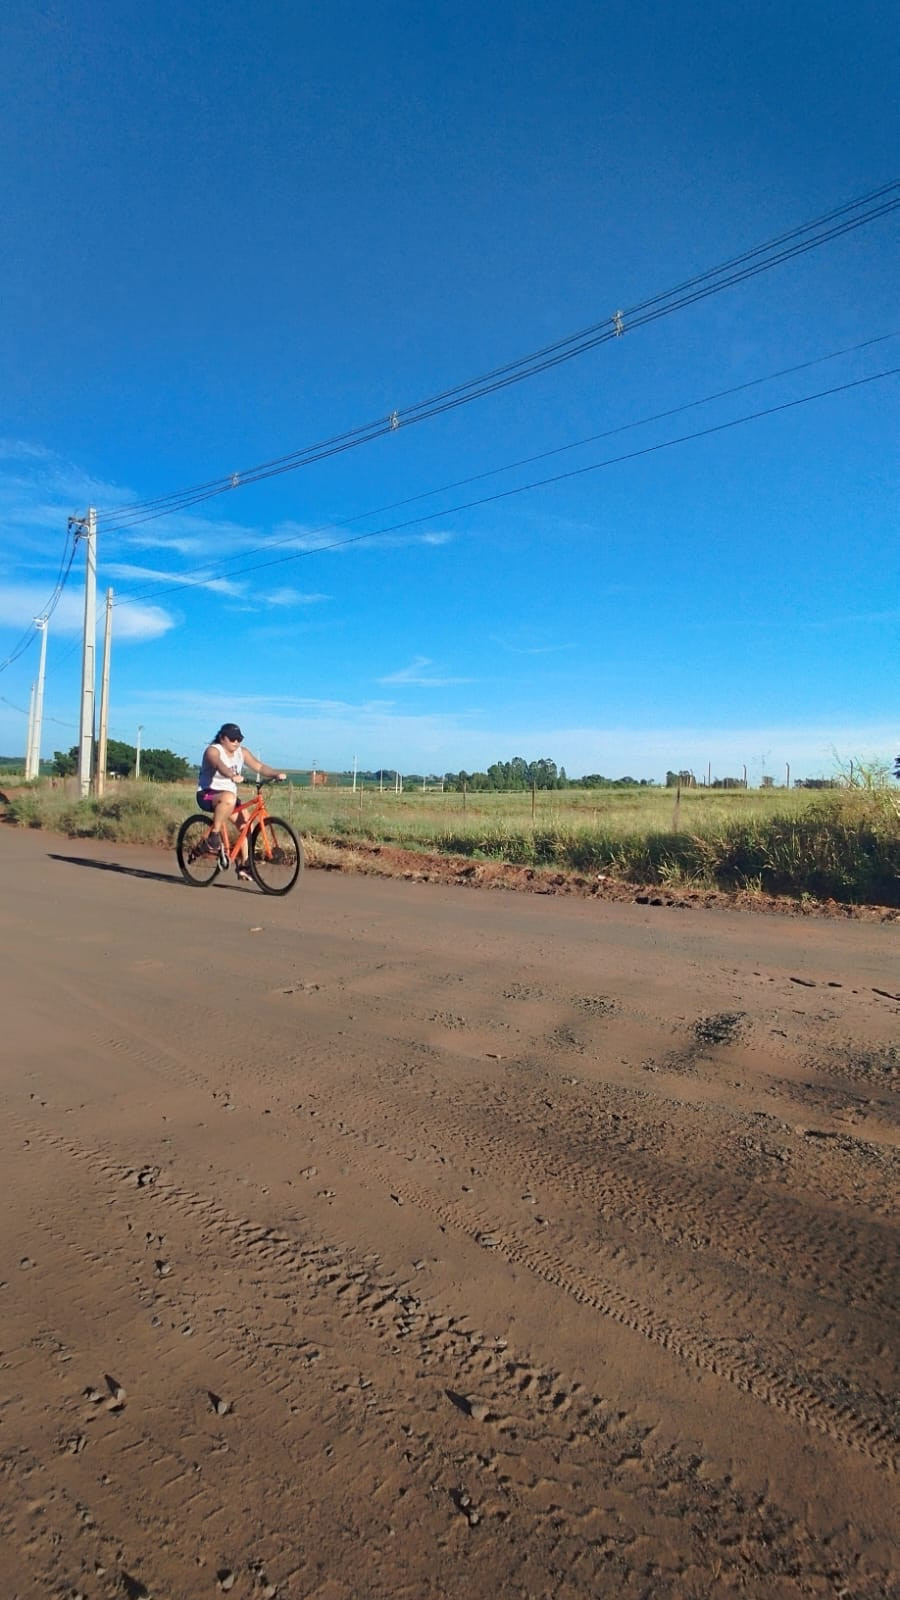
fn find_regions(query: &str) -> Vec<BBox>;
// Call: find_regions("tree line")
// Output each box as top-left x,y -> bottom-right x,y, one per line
46,747 -> 659,788
348,758 -> 654,791
52,740 -> 191,782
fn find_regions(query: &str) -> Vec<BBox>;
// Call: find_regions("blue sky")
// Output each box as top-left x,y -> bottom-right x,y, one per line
1,0 -> 897,782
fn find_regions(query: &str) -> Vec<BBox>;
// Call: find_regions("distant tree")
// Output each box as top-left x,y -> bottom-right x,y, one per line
140,747 -> 191,782
105,738 -> 136,778
52,741 -> 187,781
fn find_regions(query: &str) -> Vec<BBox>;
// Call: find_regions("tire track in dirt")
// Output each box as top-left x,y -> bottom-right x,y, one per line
5,1117 -> 894,1600
282,1097 -> 898,1468
15,961 -> 897,1468
300,1056 -> 897,1309
11,1111 -> 898,1474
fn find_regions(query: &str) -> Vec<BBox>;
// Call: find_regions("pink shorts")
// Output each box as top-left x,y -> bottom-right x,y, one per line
197,789 -> 242,814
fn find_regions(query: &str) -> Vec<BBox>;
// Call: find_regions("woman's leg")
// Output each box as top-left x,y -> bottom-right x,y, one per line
211,792 -> 238,851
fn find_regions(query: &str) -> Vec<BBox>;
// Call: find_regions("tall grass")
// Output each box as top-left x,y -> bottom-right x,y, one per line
2,778 -> 898,905
1,780 -> 182,845
425,794 -> 900,904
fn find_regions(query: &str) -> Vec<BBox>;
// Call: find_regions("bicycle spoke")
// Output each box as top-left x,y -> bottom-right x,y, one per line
176,815 -> 221,886
249,817 -> 303,895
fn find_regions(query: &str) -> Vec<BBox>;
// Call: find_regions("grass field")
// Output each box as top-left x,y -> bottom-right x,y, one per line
3,775 -> 899,906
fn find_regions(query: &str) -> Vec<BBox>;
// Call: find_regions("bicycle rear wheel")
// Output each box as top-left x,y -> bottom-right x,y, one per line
248,816 -> 303,895
176,814 -> 221,886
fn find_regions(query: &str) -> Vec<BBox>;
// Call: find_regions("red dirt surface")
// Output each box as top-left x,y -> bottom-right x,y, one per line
1,825 -> 897,1600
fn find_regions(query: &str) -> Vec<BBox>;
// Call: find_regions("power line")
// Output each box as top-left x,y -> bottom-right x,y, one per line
0,693 -> 77,732
97,180 -> 899,533
0,527 -> 79,676
112,365 -> 897,608
108,330 -> 899,606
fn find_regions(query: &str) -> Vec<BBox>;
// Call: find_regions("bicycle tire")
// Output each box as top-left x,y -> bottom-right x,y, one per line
248,816 -> 303,895
176,814 -> 221,886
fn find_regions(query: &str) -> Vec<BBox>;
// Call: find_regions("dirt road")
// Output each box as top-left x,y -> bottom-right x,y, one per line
1,827 -> 897,1600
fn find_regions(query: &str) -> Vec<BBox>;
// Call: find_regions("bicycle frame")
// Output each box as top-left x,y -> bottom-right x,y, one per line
219,778 -> 279,863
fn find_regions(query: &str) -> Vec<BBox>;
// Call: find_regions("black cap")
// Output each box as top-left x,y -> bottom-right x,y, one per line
217,722 -> 243,742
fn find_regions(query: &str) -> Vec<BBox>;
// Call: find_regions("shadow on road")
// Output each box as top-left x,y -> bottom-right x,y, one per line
48,852 -> 184,886
47,852 -> 251,892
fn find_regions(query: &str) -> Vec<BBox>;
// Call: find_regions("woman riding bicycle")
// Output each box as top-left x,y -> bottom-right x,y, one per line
197,723 -> 286,880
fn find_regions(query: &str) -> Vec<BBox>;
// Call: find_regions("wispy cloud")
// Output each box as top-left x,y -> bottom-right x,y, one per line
378,655 -> 473,688
0,584 -> 174,642
271,520 -> 454,555
490,636 -> 577,656
260,586 -> 329,608
0,440 -> 133,536
105,562 -> 245,598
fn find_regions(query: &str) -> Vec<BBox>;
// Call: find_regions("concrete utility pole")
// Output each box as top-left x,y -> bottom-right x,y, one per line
95,589 -> 113,798
25,618 -> 49,780
135,725 -> 143,779
25,681 -> 36,778
31,618 -> 48,779
71,509 -> 97,797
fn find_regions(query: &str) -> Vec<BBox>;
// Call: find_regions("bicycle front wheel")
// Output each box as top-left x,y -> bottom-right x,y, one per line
176,814 -> 221,886
248,816 -> 303,895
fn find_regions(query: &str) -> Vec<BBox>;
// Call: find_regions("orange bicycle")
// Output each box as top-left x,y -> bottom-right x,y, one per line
176,776 -> 303,895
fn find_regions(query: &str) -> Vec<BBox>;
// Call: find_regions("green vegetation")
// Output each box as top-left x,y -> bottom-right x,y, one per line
313,757 -> 648,791
1,783 -> 180,845
2,774 -> 898,907
51,742 -> 190,781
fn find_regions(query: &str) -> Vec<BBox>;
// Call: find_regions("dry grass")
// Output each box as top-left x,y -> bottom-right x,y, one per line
3,776 -> 899,906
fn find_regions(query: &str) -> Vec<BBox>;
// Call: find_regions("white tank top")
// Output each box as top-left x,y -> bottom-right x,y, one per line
198,742 -> 244,795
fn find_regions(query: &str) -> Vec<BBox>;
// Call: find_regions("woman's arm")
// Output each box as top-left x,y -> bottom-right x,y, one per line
204,743 -> 238,779
243,748 -> 287,781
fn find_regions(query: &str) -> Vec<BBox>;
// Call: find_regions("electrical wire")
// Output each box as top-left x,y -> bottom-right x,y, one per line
0,526 -> 79,675
112,364 -> 898,608
96,181 -> 900,533
0,692 -> 78,732
107,330 -> 899,606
